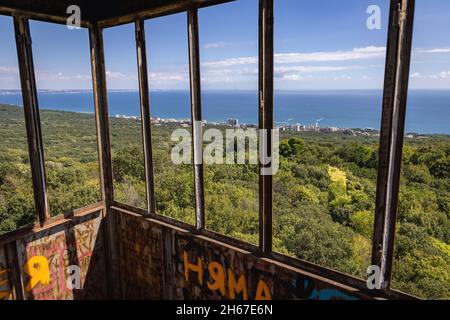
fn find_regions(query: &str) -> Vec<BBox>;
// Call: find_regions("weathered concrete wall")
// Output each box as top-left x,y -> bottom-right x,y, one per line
114,209 -> 368,300
0,206 -> 401,300
115,210 -> 165,299
0,210 -> 108,300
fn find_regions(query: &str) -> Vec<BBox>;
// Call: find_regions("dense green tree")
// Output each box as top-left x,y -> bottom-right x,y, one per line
280,137 -> 305,158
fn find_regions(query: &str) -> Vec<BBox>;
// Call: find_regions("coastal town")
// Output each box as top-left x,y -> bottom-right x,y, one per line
114,114 -> 381,137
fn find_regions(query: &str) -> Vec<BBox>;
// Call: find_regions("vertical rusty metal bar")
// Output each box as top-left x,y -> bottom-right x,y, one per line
89,24 -> 120,298
372,0 -> 415,290
258,0 -> 274,254
89,25 -> 114,207
187,8 -> 205,231
13,16 -> 50,225
135,19 -> 156,215
258,0 -> 264,254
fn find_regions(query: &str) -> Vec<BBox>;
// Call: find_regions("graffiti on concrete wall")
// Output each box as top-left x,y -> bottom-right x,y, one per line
3,210 -> 363,301
277,276 -> 359,300
112,212 -> 364,300
174,234 -> 361,300
116,212 -> 164,299
16,215 -> 107,300
182,250 -> 272,300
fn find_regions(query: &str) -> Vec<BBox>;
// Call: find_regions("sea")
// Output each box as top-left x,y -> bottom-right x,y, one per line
0,89 -> 449,135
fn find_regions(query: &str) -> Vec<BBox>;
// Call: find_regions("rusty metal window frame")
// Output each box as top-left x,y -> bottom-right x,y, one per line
258,0 -> 274,254
9,15 -> 108,227
187,8 -> 206,231
372,0 -> 415,291
2,0 -> 417,297
13,16 -> 50,225
135,19 -> 156,216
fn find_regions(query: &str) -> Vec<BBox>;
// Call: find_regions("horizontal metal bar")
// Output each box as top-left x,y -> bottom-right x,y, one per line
98,0 -> 236,29
1,6 -> 92,28
0,202 -> 105,247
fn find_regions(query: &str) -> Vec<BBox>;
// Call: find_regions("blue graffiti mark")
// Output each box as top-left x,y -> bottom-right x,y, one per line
309,288 -> 359,300
303,280 -> 359,300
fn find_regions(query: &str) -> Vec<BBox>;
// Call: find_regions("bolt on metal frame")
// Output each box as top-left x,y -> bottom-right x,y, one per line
4,0 -> 417,297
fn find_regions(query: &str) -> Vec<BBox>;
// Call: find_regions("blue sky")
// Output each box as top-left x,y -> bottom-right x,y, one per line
0,0 -> 449,90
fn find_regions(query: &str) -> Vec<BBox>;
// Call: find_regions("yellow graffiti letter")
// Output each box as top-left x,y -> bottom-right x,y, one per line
255,279 -> 272,300
207,262 -> 226,296
227,269 -> 248,300
183,251 -> 203,285
24,256 -> 50,291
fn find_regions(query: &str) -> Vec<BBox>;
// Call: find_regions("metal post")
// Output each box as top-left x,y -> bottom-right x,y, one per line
187,8 -> 206,231
258,0 -> 274,254
135,19 -> 156,215
372,0 -> 415,290
89,24 -> 120,298
89,25 -> 114,206
13,16 -> 50,225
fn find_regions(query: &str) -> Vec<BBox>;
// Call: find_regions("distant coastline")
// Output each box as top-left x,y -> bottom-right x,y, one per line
1,89 -> 449,135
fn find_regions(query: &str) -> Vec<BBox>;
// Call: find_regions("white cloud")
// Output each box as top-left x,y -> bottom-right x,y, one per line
0,66 -> 18,74
275,65 -> 351,75
275,46 -> 386,64
149,72 -> 187,82
416,48 -> 450,54
333,75 -> 352,81
202,46 -> 386,68
105,71 -> 129,80
202,62 -> 360,84
74,74 -> 91,80
280,74 -> 304,81
410,71 -> 450,80
236,68 -> 258,76
430,71 -> 450,79
55,72 -> 70,80
203,56 -> 257,67
35,70 -> 92,82
202,76 -> 236,84
274,66 -> 354,82
204,42 -> 236,49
